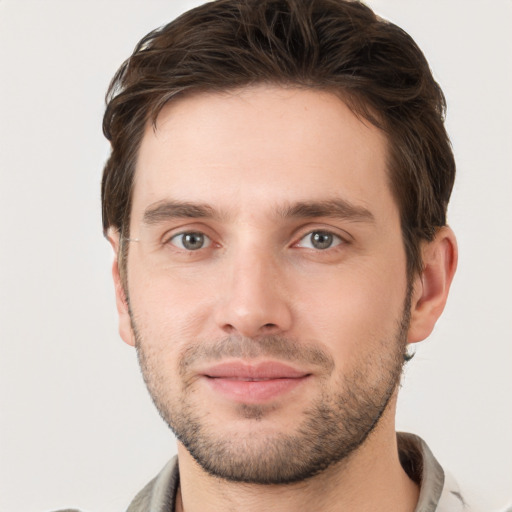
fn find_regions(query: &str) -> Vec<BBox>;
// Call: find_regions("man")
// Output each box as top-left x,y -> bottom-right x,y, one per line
101,0 -> 460,510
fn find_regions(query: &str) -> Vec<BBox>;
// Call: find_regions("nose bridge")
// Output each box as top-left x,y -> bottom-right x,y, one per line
215,237 -> 292,337
233,244 -> 272,300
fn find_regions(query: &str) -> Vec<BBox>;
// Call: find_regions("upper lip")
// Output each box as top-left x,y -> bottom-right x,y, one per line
200,361 -> 310,380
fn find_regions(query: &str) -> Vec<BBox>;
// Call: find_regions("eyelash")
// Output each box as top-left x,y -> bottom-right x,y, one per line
294,230 -> 345,250
166,231 -> 213,251
163,228 -> 348,252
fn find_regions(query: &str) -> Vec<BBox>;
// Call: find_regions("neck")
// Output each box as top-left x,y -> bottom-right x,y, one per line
175,397 -> 419,512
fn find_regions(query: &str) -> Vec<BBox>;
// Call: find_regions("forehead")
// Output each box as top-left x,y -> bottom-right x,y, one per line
132,85 -> 395,224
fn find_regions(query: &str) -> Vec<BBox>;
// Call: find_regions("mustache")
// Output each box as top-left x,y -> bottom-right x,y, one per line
178,335 -> 335,376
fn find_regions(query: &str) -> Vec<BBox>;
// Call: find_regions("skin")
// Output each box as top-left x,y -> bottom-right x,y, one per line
109,86 -> 457,512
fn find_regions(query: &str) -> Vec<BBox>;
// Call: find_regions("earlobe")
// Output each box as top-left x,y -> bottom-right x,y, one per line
107,228 -> 136,347
407,227 -> 458,344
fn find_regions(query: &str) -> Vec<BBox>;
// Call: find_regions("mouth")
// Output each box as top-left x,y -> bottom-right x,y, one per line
199,361 -> 312,403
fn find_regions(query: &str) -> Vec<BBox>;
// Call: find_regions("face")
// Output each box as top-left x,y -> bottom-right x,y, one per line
119,86 -> 412,483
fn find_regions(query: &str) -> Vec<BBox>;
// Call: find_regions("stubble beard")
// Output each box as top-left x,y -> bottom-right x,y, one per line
132,300 -> 410,485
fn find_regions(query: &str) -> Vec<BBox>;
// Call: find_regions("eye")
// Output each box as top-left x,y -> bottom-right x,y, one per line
169,232 -> 211,251
296,230 -> 344,250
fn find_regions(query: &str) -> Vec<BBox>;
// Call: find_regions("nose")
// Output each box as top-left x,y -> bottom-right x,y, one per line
214,248 -> 293,338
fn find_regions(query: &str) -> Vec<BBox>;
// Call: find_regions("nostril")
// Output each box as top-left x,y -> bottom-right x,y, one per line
223,324 -> 236,333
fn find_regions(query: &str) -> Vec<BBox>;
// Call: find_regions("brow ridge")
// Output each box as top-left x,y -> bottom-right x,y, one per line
142,200 -> 221,225
277,199 -> 375,222
141,198 -> 374,225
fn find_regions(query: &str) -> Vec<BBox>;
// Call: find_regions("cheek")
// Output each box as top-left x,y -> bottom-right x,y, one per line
127,264 -> 218,348
293,261 -> 408,362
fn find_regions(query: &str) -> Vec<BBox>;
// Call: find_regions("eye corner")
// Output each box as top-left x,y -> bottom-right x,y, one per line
169,231 -> 212,251
295,229 -> 347,251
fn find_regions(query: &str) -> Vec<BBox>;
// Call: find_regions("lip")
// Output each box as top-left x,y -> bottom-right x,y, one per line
199,361 -> 311,403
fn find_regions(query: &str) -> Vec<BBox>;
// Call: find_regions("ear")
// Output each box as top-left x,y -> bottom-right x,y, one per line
407,226 -> 458,344
107,228 -> 136,347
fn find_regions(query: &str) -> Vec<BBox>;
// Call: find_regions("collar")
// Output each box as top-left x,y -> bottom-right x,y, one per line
126,432 -> 463,512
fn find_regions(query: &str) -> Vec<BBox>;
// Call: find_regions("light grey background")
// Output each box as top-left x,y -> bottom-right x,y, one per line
0,1 -> 510,511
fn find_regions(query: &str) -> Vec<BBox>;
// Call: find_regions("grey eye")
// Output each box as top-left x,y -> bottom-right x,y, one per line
170,232 -> 211,250
297,231 -> 342,250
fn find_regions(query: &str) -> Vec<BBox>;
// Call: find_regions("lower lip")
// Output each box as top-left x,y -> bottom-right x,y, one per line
203,376 -> 309,403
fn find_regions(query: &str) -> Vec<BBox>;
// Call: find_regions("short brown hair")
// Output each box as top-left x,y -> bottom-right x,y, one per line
102,0 -> 455,278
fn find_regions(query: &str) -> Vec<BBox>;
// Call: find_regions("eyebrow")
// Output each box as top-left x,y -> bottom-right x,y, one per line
277,199 -> 375,223
142,200 -> 222,225
142,198 -> 375,225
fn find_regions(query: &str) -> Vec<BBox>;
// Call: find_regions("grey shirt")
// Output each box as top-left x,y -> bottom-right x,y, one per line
125,432 -> 467,512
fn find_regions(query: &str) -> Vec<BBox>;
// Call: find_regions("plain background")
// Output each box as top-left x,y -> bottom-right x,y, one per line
0,1 -> 510,511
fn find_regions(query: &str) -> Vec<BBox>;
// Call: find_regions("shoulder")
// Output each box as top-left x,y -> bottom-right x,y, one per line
126,456 -> 179,512
436,471 -> 467,512
397,432 -> 467,512
49,457 -> 179,512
